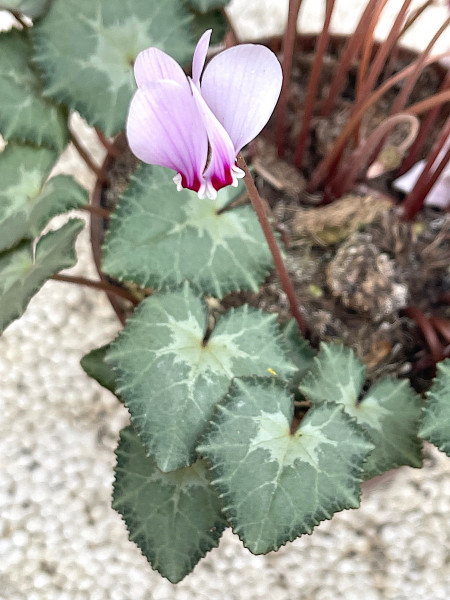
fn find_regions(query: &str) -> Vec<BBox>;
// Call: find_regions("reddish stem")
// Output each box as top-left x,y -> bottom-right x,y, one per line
95,128 -> 121,158
10,9 -> 28,28
80,204 -> 111,219
401,118 -> 450,221
355,0 -> 389,109
237,153 -> 306,336
391,16 -> 450,116
399,72 -> 450,176
331,114 -> 418,198
293,0 -> 336,169
70,132 -> 110,186
404,306 -> 444,364
308,51 -> 450,192
384,0 -> 435,79
354,0 -> 412,105
429,317 -> 450,345
320,0 -> 381,117
276,0 -> 304,157
51,274 -> 140,305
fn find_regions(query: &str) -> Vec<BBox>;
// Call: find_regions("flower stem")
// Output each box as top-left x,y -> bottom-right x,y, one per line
51,274 -> 140,305
10,10 -> 28,28
95,128 -> 121,158
276,0 -> 304,157
236,153 -> 306,336
70,132 -> 110,186
320,0 -> 380,117
293,0 -> 335,168
80,204 -> 111,219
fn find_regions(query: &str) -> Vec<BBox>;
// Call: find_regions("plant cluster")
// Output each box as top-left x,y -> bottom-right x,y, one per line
0,0 -> 449,584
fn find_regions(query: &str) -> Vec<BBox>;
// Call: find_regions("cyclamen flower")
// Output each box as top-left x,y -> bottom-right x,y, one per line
127,30 -> 282,199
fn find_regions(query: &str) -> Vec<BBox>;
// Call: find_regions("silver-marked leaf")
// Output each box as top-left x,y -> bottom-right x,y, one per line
0,0 -> 50,18
281,319 -> 316,394
0,30 -> 68,150
106,282 -> 296,472
32,0 -> 196,136
0,218 -> 83,332
81,344 -> 117,396
300,343 -> 423,479
113,426 -> 227,583
102,165 -> 273,297
198,377 -> 373,554
420,359 -> 450,456
0,144 -> 87,252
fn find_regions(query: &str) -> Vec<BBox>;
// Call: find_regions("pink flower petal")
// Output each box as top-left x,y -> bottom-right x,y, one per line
134,47 -> 188,89
192,29 -> 212,85
190,80 -> 243,199
201,44 -> 282,153
127,81 -> 208,192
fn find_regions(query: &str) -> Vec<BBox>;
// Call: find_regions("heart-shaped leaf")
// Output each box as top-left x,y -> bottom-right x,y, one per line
0,29 -> 68,150
0,0 -> 50,19
113,426 -> 227,583
0,143 -> 87,253
420,359 -> 450,456
106,282 -> 296,472
32,0 -> 198,136
0,218 -> 83,332
198,377 -> 373,554
81,344 -> 117,396
281,319 -> 316,395
299,343 -> 423,479
102,165 -> 274,297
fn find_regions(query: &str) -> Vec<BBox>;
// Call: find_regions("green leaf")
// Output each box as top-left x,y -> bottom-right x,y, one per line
198,377 -> 373,554
0,144 -> 87,252
299,343 -> 423,479
0,0 -> 50,19
0,30 -> 68,150
113,426 -> 227,583
281,319 -> 316,393
81,344 -> 117,396
106,282 -> 296,472
188,7 -> 228,45
420,359 -> 450,456
0,219 -> 83,332
102,165 -> 273,297
186,0 -> 230,13
32,0 -> 197,136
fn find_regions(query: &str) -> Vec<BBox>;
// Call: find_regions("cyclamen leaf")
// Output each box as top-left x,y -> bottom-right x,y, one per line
113,426 -> 227,583
81,344 -> 117,397
106,282 -> 296,472
102,165 -> 274,297
0,30 -> 68,151
299,343 -> 423,479
281,319 -> 316,394
0,144 -> 87,253
198,377 -> 373,554
0,219 -> 83,332
420,359 -> 450,456
32,0 -> 196,136
0,0 -> 50,19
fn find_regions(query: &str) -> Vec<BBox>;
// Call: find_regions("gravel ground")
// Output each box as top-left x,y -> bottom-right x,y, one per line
1,2 -> 450,599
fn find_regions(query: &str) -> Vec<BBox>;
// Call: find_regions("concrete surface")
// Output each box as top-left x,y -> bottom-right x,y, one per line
1,1 -> 450,598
